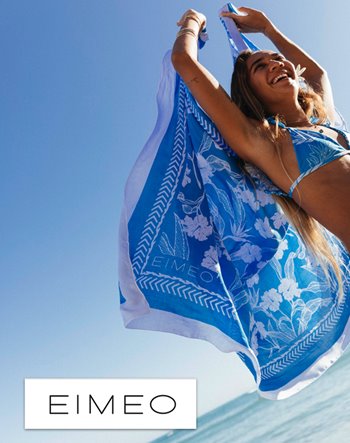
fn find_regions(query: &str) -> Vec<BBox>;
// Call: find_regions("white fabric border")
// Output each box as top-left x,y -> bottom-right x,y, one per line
123,50 -> 176,221
258,313 -> 350,400
126,307 -> 252,355
118,51 -> 177,328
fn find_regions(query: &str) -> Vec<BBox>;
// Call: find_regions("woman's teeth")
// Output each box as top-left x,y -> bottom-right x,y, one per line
272,74 -> 288,84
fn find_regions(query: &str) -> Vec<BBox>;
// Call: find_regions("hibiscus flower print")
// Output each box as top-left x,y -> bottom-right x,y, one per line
271,211 -> 288,229
256,189 -> 274,206
278,278 -> 302,301
201,245 -> 219,272
234,243 -> 262,264
260,288 -> 282,312
181,214 -> 213,241
237,188 -> 258,210
254,217 -> 275,239
247,273 -> 259,288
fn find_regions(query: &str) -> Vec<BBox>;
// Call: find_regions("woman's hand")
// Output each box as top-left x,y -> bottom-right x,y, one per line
177,9 -> 207,32
220,6 -> 272,34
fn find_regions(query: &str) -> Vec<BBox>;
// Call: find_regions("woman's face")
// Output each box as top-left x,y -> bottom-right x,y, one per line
246,50 -> 298,110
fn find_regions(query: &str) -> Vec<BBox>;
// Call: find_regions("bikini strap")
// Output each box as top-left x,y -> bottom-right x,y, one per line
288,142 -> 333,197
310,116 -> 332,127
288,173 -> 308,198
268,116 -> 332,129
266,116 -> 287,128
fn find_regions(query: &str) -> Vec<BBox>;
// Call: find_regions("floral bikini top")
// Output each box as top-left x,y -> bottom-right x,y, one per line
246,116 -> 350,198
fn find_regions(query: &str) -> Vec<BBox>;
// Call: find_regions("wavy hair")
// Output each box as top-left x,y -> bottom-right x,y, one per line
230,49 -> 345,303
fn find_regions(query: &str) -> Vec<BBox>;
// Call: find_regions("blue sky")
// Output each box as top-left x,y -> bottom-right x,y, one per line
1,1 -> 349,442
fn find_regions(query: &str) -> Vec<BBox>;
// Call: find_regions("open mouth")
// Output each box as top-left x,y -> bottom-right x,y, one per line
271,73 -> 290,85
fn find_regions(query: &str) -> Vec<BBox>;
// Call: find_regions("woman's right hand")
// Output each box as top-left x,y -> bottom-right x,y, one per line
177,9 -> 207,32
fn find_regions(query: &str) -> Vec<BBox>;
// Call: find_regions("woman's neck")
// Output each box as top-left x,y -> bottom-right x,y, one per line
269,103 -> 311,127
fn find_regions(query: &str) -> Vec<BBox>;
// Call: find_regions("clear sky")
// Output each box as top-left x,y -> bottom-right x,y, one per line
1,1 -> 349,442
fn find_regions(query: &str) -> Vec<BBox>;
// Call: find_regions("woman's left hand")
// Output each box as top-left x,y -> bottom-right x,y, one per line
220,6 -> 272,34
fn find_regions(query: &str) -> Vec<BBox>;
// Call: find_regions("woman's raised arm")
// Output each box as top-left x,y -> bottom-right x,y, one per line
221,6 -> 336,122
171,9 -> 261,162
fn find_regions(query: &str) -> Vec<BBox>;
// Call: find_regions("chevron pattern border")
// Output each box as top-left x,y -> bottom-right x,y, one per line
137,272 -> 236,318
131,81 -> 187,276
184,86 -> 230,150
261,299 -> 345,379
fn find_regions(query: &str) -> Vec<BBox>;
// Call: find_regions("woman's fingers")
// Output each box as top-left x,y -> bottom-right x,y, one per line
236,6 -> 251,15
177,9 -> 206,28
220,11 -> 246,31
220,7 -> 268,33
220,11 -> 247,23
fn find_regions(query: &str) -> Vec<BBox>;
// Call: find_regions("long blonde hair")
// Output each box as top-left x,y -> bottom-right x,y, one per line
231,49 -> 345,303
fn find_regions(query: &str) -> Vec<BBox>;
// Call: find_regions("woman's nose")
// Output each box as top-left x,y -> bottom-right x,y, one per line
269,60 -> 284,71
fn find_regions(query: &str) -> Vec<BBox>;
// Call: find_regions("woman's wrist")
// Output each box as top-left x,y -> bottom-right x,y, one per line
180,17 -> 203,34
263,21 -> 278,39
176,17 -> 201,41
176,27 -> 198,40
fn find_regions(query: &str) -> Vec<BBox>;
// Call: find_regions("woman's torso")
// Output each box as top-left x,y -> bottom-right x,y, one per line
248,118 -> 350,249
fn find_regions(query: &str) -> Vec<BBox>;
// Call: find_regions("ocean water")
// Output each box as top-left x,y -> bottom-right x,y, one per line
150,349 -> 350,443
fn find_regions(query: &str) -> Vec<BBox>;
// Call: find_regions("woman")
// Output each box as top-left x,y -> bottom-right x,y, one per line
172,6 -> 350,297
119,5 -> 350,399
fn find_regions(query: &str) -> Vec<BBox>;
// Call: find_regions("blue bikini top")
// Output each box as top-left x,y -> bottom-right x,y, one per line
264,116 -> 350,198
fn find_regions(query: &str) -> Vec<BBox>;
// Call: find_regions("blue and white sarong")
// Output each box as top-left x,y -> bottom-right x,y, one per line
118,3 -> 350,400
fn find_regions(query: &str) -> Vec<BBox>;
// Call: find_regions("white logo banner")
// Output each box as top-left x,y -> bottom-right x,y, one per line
24,378 -> 197,429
